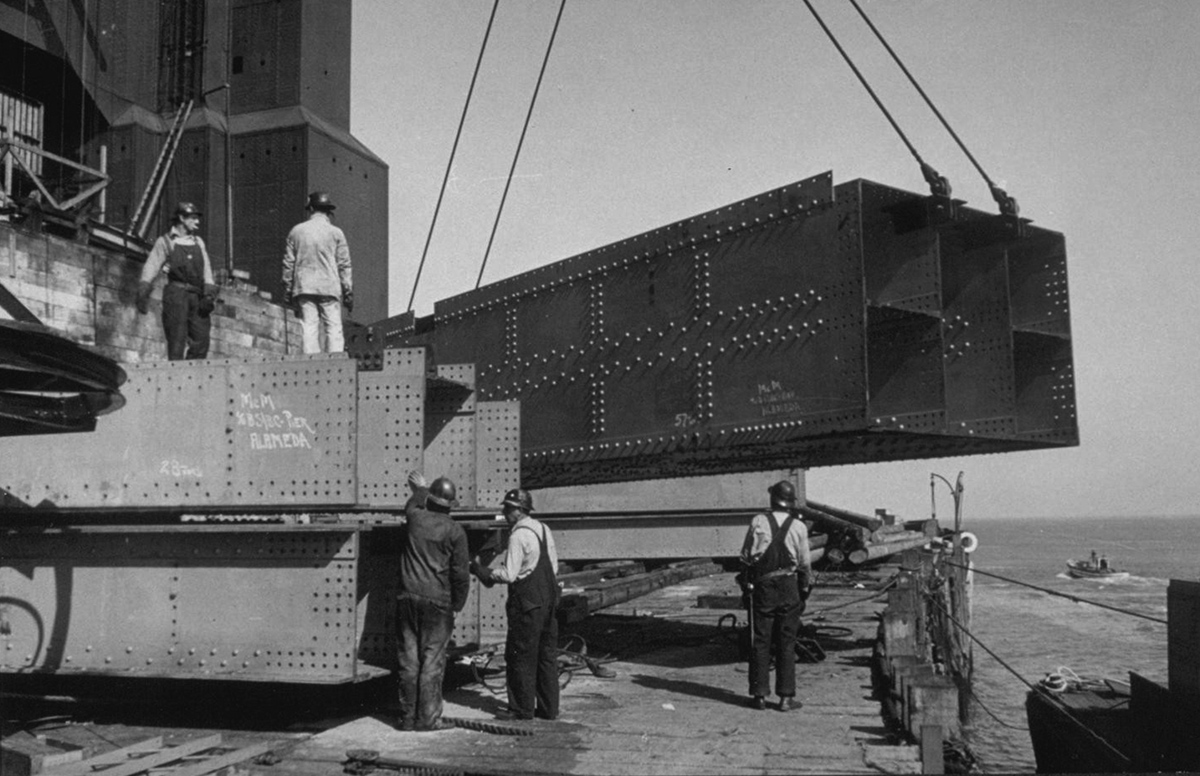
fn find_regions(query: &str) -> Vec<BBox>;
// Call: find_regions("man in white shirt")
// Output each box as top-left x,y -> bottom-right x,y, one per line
471,488 -> 560,721
739,479 -> 812,712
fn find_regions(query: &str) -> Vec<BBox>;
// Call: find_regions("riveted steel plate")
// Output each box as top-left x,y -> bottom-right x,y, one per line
225,356 -> 358,505
0,526 -> 377,683
357,348 -> 427,507
475,401 -> 521,508
452,578 -> 508,648
0,355 -> 359,509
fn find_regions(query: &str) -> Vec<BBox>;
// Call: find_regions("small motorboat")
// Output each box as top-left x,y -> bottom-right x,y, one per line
1066,551 -> 1129,580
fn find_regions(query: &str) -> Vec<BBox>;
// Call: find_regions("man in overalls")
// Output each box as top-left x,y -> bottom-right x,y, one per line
739,479 -> 812,711
136,202 -> 218,360
471,488 -> 560,721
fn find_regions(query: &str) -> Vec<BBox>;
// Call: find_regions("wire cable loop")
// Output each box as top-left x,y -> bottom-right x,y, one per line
845,0 -> 1018,216
800,0 -> 947,197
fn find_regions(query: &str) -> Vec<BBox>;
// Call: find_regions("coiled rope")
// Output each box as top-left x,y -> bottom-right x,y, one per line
943,561 -> 1168,625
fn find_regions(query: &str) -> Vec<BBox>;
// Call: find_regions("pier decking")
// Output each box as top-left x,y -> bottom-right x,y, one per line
14,570 -> 922,776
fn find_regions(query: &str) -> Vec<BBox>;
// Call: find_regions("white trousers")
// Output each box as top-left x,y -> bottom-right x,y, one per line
298,295 -> 344,353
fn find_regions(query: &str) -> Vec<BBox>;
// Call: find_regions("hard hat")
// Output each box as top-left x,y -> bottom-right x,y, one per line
768,480 -> 798,509
175,202 -> 201,218
306,191 -> 336,211
501,488 -> 534,513
426,477 -> 457,509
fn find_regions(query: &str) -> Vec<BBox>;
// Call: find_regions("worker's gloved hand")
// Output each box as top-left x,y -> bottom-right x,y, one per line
342,287 -> 354,314
136,281 -> 152,314
407,471 -> 427,492
198,284 -> 219,316
470,559 -> 495,587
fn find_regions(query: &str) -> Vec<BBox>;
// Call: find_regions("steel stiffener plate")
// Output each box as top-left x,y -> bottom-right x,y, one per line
357,349 -> 427,507
424,365 -> 478,508
0,527 -> 372,682
475,402 -> 521,510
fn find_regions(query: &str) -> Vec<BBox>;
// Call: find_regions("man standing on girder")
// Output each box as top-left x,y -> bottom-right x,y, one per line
470,488 -> 561,721
739,479 -> 812,712
282,191 -> 353,353
136,202 -> 219,360
396,475 -> 470,731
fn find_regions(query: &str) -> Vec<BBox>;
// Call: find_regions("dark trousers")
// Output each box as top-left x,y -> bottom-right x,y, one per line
162,284 -> 211,360
505,599 -> 559,719
396,594 -> 454,728
749,573 -> 802,698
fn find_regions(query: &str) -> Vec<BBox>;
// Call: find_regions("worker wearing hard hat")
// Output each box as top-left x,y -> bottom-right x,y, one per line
471,488 -> 560,721
396,475 -> 470,732
738,479 -> 812,712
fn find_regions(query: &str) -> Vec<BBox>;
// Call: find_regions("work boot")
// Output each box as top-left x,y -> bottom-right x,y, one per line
750,695 -> 767,710
495,708 -> 533,721
414,719 -> 455,732
778,696 -> 802,712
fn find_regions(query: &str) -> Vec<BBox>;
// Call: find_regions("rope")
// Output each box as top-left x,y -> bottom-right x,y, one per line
844,0 -> 1018,216
474,0 -> 567,289
944,561 -> 1168,625
799,0 -> 949,197
931,599 -> 1132,768
406,0 -> 500,313
805,577 -> 897,616
963,680 -> 1029,732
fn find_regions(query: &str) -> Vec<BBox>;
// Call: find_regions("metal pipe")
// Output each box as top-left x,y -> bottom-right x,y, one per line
805,499 -> 883,532
796,505 -> 870,542
848,534 -> 930,565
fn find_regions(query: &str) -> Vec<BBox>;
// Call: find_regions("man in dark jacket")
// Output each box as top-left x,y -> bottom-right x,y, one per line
396,475 -> 470,731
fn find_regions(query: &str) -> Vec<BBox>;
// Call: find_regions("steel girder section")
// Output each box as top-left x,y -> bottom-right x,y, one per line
0,525 -> 391,683
391,172 -> 1075,487
356,348 -> 427,508
0,354 -> 359,509
543,512 -> 756,561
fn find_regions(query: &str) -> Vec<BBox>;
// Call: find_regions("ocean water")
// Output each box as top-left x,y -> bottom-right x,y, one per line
960,514 -> 1200,773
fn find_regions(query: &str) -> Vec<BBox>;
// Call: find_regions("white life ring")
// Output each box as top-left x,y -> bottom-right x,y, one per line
959,531 -> 979,554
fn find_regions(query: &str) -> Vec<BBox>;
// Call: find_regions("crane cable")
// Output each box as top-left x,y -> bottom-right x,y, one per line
474,0 -> 567,290
800,0 -> 950,199
844,0 -> 1019,217
406,0 -> 501,313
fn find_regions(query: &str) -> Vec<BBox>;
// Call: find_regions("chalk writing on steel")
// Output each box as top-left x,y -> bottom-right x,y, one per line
674,412 -> 699,429
236,392 -> 317,451
750,380 -> 804,418
160,459 -> 203,477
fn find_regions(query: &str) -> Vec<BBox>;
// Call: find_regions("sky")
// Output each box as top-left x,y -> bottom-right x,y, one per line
348,0 -> 1200,521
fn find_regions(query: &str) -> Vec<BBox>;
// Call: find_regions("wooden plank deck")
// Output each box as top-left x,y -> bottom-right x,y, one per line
282,569 -> 919,775
20,569 -> 919,776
